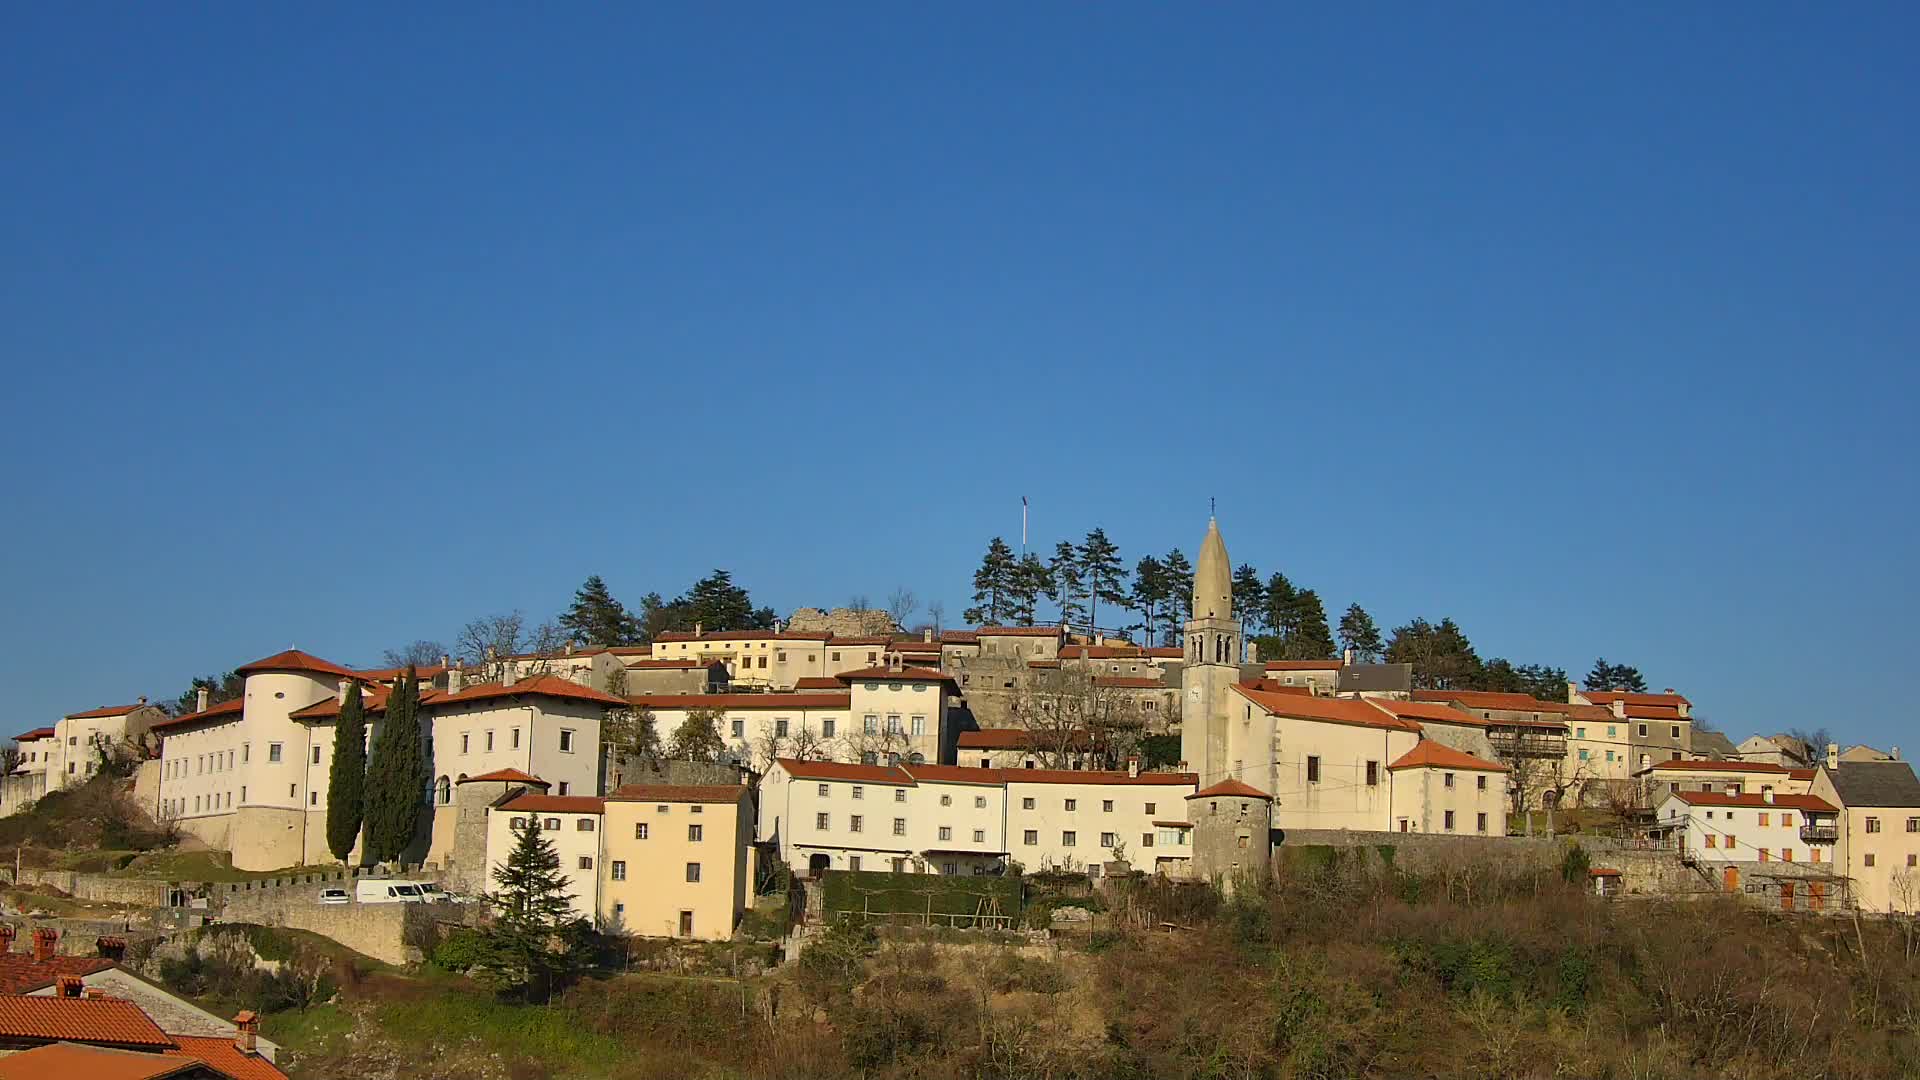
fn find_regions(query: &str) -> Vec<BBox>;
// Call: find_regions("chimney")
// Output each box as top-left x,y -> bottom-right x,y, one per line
54,975 -> 83,998
233,1010 -> 259,1054
195,687 -> 210,713
447,667 -> 465,695
32,928 -> 57,963
1096,633 -> 1106,646
440,653 -> 450,669
1663,688 -> 1674,695
1126,755 -> 1140,778
84,988 -> 107,999
95,936 -> 126,961
337,679 -> 349,705
136,696 -> 147,705
923,628 -> 933,643
694,622 -> 703,636
1763,788 -> 1775,803
1246,640 -> 1260,664
564,642 -> 574,656
1611,701 -> 1627,719
1342,646 -> 1355,667
0,924 -> 16,953
1893,745 -> 1901,761
1566,681 -> 1579,704
1827,742 -> 1839,770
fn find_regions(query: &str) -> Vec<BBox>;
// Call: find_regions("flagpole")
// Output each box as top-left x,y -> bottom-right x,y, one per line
1020,497 -> 1028,557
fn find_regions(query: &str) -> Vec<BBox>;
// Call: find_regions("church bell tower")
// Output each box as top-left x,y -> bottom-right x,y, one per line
1179,517 -> 1241,788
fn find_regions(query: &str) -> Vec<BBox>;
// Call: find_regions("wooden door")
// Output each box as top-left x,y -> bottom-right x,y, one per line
1722,866 -> 1740,893
678,910 -> 693,937
1779,881 -> 1794,912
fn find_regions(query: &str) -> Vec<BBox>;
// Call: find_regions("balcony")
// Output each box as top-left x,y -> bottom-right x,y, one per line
1799,823 -> 1839,844
1487,729 -> 1568,760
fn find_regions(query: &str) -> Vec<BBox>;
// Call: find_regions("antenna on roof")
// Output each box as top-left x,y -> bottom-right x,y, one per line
1209,496 -> 1215,517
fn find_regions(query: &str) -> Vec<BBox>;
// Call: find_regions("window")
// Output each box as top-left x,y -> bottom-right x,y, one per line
288,783 -> 296,798
1864,853 -> 1876,867
863,715 -> 878,735
1477,775 -> 1488,792
512,728 -> 521,749
686,863 -> 701,882
973,828 -> 986,843
1867,817 -> 1882,833
1576,727 -> 1586,739
848,856 -> 861,871
975,795 -> 987,809
894,789 -> 906,803
544,818 -> 560,830
691,805 -> 702,813
1444,772 -> 1456,789
775,719 -> 789,738
938,826 -> 952,841
1671,725 -> 1680,739
1476,813 -> 1487,833
1760,849 -> 1771,861
1062,831 -> 1077,846
822,719 -> 836,738
1145,802 -> 1156,815
850,814 -> 863,832
577,818 -> 595,832
268,743 -> 282,763
688,823 -> 703,841
242,743 -> 250,763
635,823 -> 650,839
611,861 -> 626,880
1444,811 -> 1455,832
886,715 -> 902,734
1783,814 -> 1794,827
1726,836 -> 1737,851
578,856 -> 593,870
1637,724 -> 1648,738
1705,834 -> 1717,849
853,786 -> 864,800
944,862 -> 958,875
309,791 -> 318,806
777,651 -> 787,663
816,813 -> 830,830
1101,832 -> 1116,847
558,782 -> 570,795
1783,849 -> 1794,862
1910,854 -> 1918,868
862,752 -> 877,765
892,818 -> 906,836
485,730 -> 494,751
1811,848 -> 1822,864
1306,756 -> 1320,783
1102,799 -> 1114,812
460,733 -> 470,754
911,715 -> 925,736
1365,761 -> 1379,786
1607,726 -> 1616,737
1064,798 -> 1077,811
1022,797 -> 1035,810
311,746 -> 322,764
939,794 -> 952,806
559,730 -> 575,753
1141,832 -> 1154,848
1906,817 -> 1920,833
1759,813 -> 1770,826
758,656 -> 767,669
1023,830 -> 1038,846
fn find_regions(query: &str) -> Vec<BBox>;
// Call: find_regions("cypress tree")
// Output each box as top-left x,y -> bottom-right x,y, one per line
325,681 -> 369,864
364,666 -> 427,864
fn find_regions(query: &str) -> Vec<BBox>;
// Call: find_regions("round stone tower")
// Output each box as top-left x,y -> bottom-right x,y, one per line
1186,778 -> 1273,893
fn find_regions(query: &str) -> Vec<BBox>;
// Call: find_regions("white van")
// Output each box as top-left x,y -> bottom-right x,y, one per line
355,879 -> 433,904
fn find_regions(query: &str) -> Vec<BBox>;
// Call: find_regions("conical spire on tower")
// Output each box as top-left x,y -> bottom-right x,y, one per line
1193,517 -> 1232,620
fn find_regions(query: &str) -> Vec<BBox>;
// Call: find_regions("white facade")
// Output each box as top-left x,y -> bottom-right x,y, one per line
487,795 -> 606,921
1656,790 -> 1839,869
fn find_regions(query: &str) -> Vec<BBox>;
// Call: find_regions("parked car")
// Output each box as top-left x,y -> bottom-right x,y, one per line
317,888 -> 351,905
355,879 -> 433,904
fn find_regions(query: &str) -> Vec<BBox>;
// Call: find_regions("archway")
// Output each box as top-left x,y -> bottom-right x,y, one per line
808,853 -> 830,877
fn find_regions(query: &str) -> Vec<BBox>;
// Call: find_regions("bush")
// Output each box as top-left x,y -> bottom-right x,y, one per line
434,929 -> 490,974
1560,843 -> 1591,885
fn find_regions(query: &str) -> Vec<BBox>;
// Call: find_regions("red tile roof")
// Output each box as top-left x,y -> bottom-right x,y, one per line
1413,689 -> 1573,715
498,794 -> 606,814
627,658 -> 725,670
901,763 -> 1008,786
165,1034 -> 290,1080
1231,686 -> 1423,732
1091,677 -> 1166,689
956,729 -> 1038,750
1060,645 -> 1150,660
429,675 -> 627,709
606,784 -> 748,805
627,693 -> 850,710
0,1043 -> 207,1080
976,626 -> 1064,638
1366,699 -> 1484,726
62,703 -> 153,720
793,677 -> 844,690
1388,740 -> 1510,773
1005,768 -> 1197,787
1263,660 -> 1343,672
834,666 -> 957,685
608,646 -> 653,656
1239,680 -> 1315,696
458,768 -> 548,786
0,995 -> 174,1048
1188,778 -> 1272,800
1620,705 -> 1685,720
939,631 -> 981,644
1026,660 -> 1061,669
1641,759 -> 1797,774
13,728 -> 56,742
0,953 -> 117,994
776,758 -> 914,784
1788,768 -> 1816,781
149,698 -> 244,734
833,635 -> 897,647
652,630 -> 831,642
1667,791 -> 1836,812
351,664 -> 448,682
1585,690 -> 1691,708
233,649 -> 355,678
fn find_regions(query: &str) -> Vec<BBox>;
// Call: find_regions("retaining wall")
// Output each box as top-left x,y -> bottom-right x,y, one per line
1276,828 -> 1561,873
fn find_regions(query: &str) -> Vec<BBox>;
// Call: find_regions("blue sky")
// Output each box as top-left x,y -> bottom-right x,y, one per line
2,7 -> 1915,747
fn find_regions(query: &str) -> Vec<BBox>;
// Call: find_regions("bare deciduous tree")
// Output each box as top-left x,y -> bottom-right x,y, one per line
1010,668 -> 1145,770
382,639 -> 448,669
886,587 -> 918,628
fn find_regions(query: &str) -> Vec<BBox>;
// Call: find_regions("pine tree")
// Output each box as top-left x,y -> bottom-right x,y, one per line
1263,572 -> 1299,643
1231,565 -> 1267,634
363,667 -> 427,864
1284,589 -> 1336,660
681,570 -> 774,631
1007,554 -> 1048,626
1585,659 -> 1648,693
325,681 -> 369,864
1048,541 -> 1086,629
1130,555 -> 1168,645
559,575 -> 640,645
478,816 -> 592,999
964,538 -> 1018,626
1387,618 -> 1483,690
1077,528 -> 1127,632
1517,663 -> 1571,702
1161,549 -> 1194,628
1337,604 -> 1385,662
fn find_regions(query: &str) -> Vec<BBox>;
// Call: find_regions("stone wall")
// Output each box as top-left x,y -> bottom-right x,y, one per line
6,868 -> 175,907
1276,828 -> 1561,874
131,760 -> 162,818
784,608 -> 900,636
219,889 -> 479,966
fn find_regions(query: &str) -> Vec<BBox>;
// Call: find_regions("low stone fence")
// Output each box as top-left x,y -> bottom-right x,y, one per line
1276,829 -> 1561,874
209,865 -> 440,906
219,889 -> 481,966
4,869 -> 176,907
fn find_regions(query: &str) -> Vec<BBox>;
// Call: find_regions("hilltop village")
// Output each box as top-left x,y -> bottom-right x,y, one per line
7,517 -> 1914,937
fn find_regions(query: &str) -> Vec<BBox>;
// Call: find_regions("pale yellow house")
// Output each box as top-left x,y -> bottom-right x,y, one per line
1227,685 -> 1422,830
628,691 -> 852,770
489,793 -> 606,922
600,784 -> 755,940
1385,740 -> 1509,835
1809,755 -> 1920,913
1003,767 -> 1198,875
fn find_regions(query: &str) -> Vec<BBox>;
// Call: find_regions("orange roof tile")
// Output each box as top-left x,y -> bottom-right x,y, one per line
606,784 -> 748,804
834,666 -> 957,684
776,758 -> 914,784
627,658 -> 726,670
1005,769 -> 1196,787
149,698 -> 245,734
976,626 -> 1064,638
62,703 -> 153,720
1388,740 -> 1510,773
233,649 -> 355,678
1620,705 -> 1685,720
1640,759 -> 1796,775
1231,686 -> 1423,733
627,692 -> 850,711
939,631 -> 981,644
1367,699 -> 1485,726
652,630 -> 831,642
498,794 -> 605,814
0,996 -> 174,1048
0,953 -> 117,994
0,1043 -> 207,1080
956,729 -> 1037,750
793,677 -> 844,690
428,674 -> 627,709
901,763 -> 1008,786
13,727 -> 56,742
1585,690 -> 1691,708
1239,680 -> 1315,696
1188,778 -> 1272,800
457,768 -> 548,786
1667,791 -> 1836,812
165,1034 -> 289,1080
1413,689 -> 1573,714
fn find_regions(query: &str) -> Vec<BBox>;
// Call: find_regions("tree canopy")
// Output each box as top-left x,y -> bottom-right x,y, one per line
363,668 -> 426,864
559,575 -> 641,646
1585,658 -> 1649,693
1337,604 -> 1385,662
